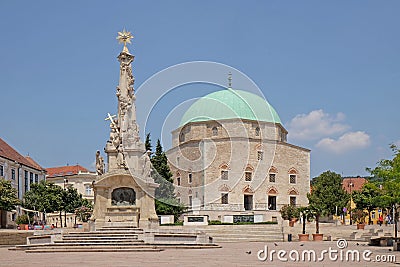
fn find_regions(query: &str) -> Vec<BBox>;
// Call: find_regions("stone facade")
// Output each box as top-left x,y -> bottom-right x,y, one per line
167,104 -> 310,222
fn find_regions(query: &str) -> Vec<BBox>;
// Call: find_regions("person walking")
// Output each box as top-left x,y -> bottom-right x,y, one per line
378,214 -> 384,226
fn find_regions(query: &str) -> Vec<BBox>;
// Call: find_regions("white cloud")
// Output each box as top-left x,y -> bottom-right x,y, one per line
316,131 -> 371,154
286,109 -> 349,141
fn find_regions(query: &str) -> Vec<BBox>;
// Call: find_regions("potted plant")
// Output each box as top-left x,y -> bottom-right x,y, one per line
352,209 -> 367,230
298,206 -> 313,241
280,204 -> 300,227
16,214 -> 31,230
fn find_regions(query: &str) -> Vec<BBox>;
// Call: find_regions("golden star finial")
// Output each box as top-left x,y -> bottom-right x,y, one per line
117,29 -> 134,48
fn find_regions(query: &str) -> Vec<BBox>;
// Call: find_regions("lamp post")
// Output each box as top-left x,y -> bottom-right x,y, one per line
63,178 -> 68,227
349,178 -> 354,225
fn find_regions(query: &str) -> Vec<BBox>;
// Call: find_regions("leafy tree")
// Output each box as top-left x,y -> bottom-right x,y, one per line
367,144 -> 400,238
0,178 -> 20,211
279,204 -> 300,221
352,182 -> 381,224
24,180 -> 63,214
308,171 -> 350,234
24,181 -> 90,227
75,205 -> 93,222
150,139 -> 185,220
62,187 -> 89,226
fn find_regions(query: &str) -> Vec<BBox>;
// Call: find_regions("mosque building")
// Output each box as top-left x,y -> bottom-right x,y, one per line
166,86 -> 310,222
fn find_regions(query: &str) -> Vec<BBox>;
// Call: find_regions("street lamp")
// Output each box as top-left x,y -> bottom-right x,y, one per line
63,178 -> 68,227
349,179 -> 354,225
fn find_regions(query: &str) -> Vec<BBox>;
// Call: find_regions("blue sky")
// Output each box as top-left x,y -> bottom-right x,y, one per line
0,1 -> 399,178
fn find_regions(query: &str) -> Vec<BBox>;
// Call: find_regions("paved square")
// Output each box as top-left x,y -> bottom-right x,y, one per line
1,241 -> 399,267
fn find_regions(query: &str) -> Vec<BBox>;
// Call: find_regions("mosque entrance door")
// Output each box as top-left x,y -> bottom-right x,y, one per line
244,195 -> 253,210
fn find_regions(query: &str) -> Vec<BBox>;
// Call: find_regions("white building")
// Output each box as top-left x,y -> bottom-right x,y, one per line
0,137 -> 46,228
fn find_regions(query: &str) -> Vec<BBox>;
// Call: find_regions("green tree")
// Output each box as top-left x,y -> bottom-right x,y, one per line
150,139 -> 185,220
352,182 -> 381,224
0,178 -> 20,211
24,181 -> 63,214
62,187 -> 88,226
367,144 -> 400,238
24,181 -> 64,226
308,171 -> 350,234
24,181 -> 90,227
152,139 -> 174,198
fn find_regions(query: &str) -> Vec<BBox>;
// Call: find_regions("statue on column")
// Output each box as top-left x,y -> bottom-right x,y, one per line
95,150 -> 105,175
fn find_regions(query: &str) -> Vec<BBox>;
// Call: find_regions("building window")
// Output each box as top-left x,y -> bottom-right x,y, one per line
221,193 -> 228,204
85,185 -> 93,196
11,169 -> 16,180
255,127 -> 260,136
212,126 -> 218,136
221,170 -> 228,180
268,195 -> 277,210
257,151 -> 263,160
30,172 -> 33,184
269,173 -> 276,183
189,196 -> 192,208
290,196 -> 297,206
35,174 -> 38,183
245,172 -> 252,181
177,177 -> 181,186
0,165 -> 3,177
290,174 -> 296,184
188,172 -> 192,183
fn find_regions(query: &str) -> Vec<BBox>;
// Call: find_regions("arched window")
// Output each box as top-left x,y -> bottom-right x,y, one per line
245,166 -> 253,182
212,126 -> 218,136
255,127 -> 260,136
288,168 -> 298,184
269,166 -> 278,183
220,163 -> 229,180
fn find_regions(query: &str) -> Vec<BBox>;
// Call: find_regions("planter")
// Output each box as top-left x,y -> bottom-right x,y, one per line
289,220 -> 295,227
298,234 -> 309,241
312,233 -> 324,241
357,223 -> 365,230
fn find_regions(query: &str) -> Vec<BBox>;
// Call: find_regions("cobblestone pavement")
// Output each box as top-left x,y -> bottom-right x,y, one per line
1,241 -> 399,267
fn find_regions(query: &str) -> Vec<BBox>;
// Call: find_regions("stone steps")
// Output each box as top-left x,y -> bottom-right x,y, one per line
62,235 -> 139,240
55,240 -> 143,244
26,247 -> 163,253
194,225 -> 284,242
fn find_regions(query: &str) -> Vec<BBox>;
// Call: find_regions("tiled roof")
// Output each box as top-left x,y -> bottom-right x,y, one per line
0,137 -> 45,171
342,176 -> 367,193
46,165 -> 90,178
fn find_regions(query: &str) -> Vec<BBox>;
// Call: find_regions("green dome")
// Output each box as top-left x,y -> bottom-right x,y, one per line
180,89 -> 281,126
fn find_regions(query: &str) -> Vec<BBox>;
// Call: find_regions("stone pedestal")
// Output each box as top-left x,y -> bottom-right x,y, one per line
92,170 -> 159,230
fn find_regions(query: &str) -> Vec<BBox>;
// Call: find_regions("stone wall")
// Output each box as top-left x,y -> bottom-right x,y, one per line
0,230 -> 33,245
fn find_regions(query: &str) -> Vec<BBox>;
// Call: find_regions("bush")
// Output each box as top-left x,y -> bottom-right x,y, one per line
16,214 -> 31,225
280,205 -> 300,220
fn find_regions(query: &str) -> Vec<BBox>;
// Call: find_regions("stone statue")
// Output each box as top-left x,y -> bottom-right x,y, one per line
116,146 -> 126,168
95,150 -> 105,175
141,150 -> 152,178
